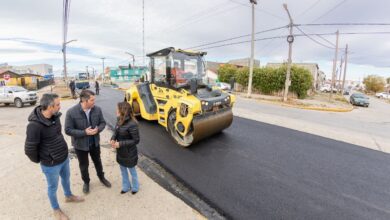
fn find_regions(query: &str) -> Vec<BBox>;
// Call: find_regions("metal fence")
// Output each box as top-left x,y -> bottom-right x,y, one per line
37,79 -> 54,89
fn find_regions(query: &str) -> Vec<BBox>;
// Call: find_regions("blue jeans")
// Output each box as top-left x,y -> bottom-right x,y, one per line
40,158 -> 72,210
119,165 -> 139,192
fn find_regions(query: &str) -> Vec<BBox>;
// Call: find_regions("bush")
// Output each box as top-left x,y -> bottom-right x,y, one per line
253,67 -> 285,94
290,66 -> 313,99
217,64 -> 237,83
216,64 -> 313,99
236,67 -> 249,87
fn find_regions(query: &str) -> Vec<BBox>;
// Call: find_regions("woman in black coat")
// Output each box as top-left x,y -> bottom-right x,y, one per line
111,101 -> 140,194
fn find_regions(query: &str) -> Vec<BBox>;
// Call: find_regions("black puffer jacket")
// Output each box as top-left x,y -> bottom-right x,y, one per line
25,106 -> 68,166
111,117 -> 140,168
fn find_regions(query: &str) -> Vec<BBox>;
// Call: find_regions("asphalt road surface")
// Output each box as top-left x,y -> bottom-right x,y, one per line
96,86 -> 390,220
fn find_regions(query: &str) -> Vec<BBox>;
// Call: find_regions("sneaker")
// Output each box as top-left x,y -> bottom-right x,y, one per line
83,183 -> 89,194
65,195 -> 85,203
100,177 -> 112,188
53,209 -> 69,220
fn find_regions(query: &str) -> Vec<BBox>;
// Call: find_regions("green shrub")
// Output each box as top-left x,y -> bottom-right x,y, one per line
290,66 -> 313,99
217,64 -> 313,99
217,64 -> 237,83
236,67 -> 249,87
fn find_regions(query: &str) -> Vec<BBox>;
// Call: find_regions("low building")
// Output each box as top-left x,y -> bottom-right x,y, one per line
21,73 -> 44,90
205,61 -> 223,83
109,66 -> 148,83
0,70 -> 22,86
228,58 -> 260,68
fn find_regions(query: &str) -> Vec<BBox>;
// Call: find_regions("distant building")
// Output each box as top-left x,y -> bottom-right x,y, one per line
0,70 -> 44,89
0,70 -> 21,86
266,62 -> 323,90
0,63 -> 53,76
205,61 -> 224,83
228,58 -> 260,68
109,66 -> 148,82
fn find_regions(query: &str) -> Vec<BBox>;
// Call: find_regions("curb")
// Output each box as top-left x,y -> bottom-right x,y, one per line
280,103 -> 354,112
60,97 -> 75,101
248,98 -> 353,113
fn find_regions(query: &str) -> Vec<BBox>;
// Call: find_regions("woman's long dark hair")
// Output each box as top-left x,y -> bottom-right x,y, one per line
117,102 -> 137,126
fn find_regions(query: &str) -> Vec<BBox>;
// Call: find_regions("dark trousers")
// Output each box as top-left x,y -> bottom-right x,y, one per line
75,146 -> 104,184
71,89 -> 76,98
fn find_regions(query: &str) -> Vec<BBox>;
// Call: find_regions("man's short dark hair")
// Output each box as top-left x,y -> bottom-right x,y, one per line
40,93 -> 59,110
79,90 -> 95,102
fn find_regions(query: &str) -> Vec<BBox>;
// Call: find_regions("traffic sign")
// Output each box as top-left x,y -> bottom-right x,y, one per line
3,74 -> 10,81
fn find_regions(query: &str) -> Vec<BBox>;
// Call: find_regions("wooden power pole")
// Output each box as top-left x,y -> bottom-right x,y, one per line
330,30 -> 339,100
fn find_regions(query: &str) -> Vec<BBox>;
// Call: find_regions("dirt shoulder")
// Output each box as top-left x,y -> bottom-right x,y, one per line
0,99 -> 204,220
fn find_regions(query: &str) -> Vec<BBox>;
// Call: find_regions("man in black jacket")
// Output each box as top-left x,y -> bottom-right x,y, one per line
65,89 -> 111,194
25,93 -> 84,220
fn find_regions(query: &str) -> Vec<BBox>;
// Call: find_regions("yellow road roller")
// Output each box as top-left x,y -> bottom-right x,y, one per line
124,47 -> 235,147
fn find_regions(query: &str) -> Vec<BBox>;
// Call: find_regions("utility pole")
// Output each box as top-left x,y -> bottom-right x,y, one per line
330,30 -> 339,100
338,56 -> 343,93
101,57 -> 105,83
125,52 -> 135,68
142,0 -> 145,66
86,66 -> 89,79
62,0 -> 71,82
247,0 -> 257,98
341,44 -> 348,95
283,3 -> 294,102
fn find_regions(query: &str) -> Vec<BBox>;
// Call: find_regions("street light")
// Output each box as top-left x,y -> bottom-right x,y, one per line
125,52 -> 135,69
62,39 -> 77,82
247,0 -> 257,98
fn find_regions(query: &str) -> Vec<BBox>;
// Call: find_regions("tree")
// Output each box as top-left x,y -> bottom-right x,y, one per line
363,75 -> 385,93
386,77 -> 390,84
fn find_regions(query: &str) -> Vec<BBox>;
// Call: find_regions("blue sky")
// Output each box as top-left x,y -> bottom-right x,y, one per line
1,0 -> 390,81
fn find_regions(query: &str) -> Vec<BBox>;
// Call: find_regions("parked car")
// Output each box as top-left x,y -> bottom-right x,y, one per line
375,92 -> 390,99
0,86 -> 38,108
216,82 -> 231,91
343,89 -> 351,95
319,85 -> 337,93
350,93 -> 369,107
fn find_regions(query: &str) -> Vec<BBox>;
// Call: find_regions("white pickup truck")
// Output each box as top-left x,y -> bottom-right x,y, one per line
0,86 -> 38,108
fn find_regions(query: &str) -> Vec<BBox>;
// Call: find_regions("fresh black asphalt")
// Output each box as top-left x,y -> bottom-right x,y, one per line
96,86 -> 390,220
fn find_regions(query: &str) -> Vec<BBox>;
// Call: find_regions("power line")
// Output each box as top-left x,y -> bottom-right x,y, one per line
186,25 -> 287,50
296,0 -> 322,18
297,23 -> 390,26
295,26 -> 335,49
146,1 -> 236,39
187,22 -> 390,51
228,0 -> 285,21
197,35 -> 287,50
170,4 -> 241,33
195,31 -> 390,51
312,0 -> 348,22
316,34 -> 335,47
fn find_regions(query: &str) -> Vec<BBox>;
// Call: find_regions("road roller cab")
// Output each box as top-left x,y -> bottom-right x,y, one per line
125,47 -> 235,147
